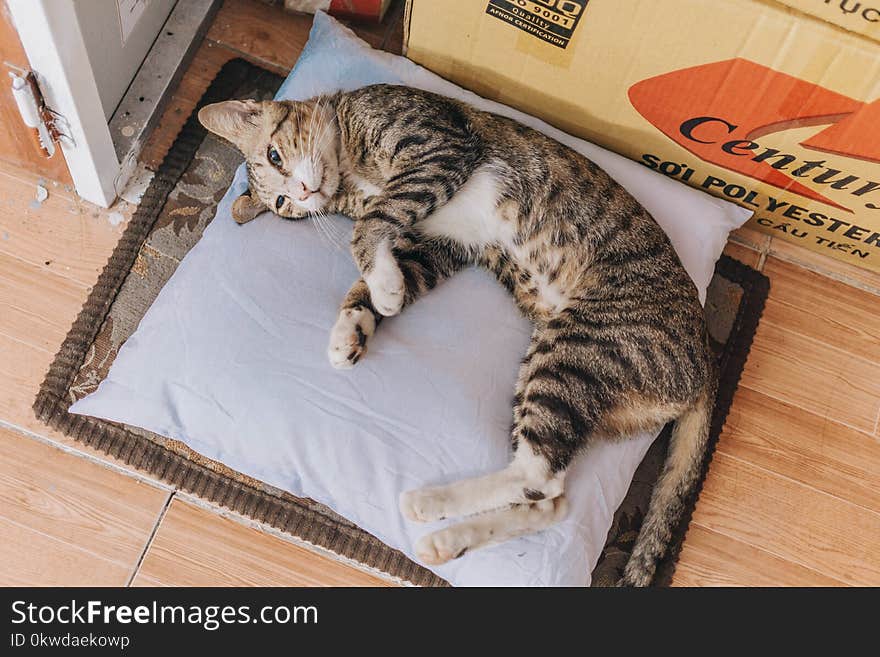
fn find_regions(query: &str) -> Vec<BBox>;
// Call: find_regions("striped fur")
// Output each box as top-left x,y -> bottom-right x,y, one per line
198,84 -> 716,585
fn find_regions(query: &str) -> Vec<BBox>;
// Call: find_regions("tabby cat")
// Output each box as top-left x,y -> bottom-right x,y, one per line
199,84 -> 716,586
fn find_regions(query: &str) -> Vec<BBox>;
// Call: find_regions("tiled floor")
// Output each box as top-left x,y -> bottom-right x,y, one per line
1,0 -> 878,586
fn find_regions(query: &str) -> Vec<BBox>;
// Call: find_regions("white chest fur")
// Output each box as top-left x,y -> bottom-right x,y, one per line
418,165 -> 573,314
418,165 -> 513,251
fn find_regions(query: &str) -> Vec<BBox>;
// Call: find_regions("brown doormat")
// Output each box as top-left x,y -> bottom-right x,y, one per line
34,59 -> 769,587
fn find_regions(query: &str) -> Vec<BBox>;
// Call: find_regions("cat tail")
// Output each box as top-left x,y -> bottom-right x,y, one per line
618,374 -> 717,587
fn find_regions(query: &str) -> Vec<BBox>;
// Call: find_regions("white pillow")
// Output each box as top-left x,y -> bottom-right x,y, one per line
71,12 -> 750,586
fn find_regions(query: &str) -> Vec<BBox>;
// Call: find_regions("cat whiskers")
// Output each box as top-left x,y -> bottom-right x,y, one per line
306,96 -> 324,167
295,102 -> 307,164
308,97 -> 336,177
295,98 -> 344,250
308,207 -> 345,251
320,210 -> 347,251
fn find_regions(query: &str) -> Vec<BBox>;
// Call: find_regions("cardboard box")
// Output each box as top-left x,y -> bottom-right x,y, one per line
404,0 -> 880,272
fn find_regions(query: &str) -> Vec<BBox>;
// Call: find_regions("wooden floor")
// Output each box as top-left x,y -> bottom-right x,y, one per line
1,0 -> 879,587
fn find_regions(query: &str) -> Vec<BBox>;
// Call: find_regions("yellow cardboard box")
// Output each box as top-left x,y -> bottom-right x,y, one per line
404,0 -> 880,272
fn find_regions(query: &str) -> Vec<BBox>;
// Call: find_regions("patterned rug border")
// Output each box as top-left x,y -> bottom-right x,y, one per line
654,254 -> 770,586
33,58 -> 770,587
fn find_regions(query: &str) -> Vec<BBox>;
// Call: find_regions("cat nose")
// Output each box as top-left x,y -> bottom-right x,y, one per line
298,180 -> 320,202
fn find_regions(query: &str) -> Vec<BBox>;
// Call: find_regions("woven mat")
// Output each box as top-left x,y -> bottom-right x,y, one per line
34,59 -> 769,587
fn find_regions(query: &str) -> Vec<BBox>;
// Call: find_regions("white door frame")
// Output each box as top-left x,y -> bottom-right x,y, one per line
7,0 -> 121,207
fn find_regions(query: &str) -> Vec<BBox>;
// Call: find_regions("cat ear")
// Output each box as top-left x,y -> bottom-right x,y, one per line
231,192 -> 265,224
198,100 -> 263,152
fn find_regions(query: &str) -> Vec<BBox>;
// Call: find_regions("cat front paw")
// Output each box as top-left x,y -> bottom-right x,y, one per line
327,306 -> 376,369
415,528 -> 471,565
364,240 -> 405,317
399,486 -> 451,523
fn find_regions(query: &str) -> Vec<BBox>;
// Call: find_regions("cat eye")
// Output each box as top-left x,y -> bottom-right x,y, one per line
267,147 -> 282,167
275,195 -> 286,211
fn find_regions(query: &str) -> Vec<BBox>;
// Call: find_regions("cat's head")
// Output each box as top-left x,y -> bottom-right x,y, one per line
198,98 -> 340,223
